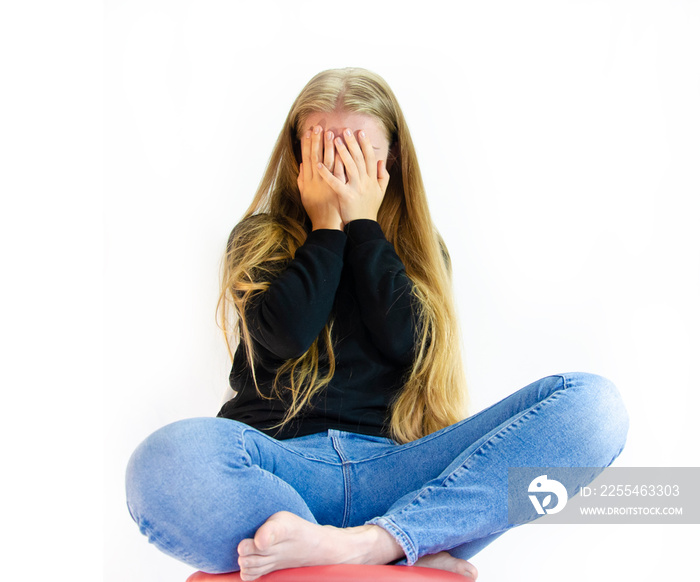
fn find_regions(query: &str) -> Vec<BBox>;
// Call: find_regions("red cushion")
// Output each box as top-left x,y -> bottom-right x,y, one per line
186,564 -> 469,581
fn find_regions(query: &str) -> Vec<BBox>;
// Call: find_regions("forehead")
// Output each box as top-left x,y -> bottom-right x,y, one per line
302,111 -> 389,146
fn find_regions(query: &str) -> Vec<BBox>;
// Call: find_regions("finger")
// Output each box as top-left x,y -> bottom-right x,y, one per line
377,159 -> 390,194
297,162 -> 304,192
310,125 -> 322,167
358,130 -> 377,179
334,136 -> 359,182
323,131 -> 334,170
341,128 -> 367,175
334,152 -> 346,183
301,130 -> 312,183
316,162 -> 346,194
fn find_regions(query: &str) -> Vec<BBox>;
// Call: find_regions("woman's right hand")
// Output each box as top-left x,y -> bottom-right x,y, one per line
297,125 -> 346,231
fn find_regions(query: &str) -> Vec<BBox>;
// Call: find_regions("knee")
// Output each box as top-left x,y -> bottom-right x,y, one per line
125,417 -> 246,521
559,372 -> 630,467
124,417 -> 249,573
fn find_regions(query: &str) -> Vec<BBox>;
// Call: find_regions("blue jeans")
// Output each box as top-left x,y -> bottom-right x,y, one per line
125,372 -> 629,574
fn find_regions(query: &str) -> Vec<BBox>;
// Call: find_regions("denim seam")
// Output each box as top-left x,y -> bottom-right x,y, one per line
238,426 -> 253,467
379,378 -> 568,559
345,374 -> 569,464
440,390 -> 565,489
422,391 -> 563,507
330,434 -> 352,528
242,428 -> 333,517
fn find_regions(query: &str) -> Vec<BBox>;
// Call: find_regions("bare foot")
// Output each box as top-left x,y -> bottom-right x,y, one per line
415,551 -> 479,579
236,511 -> 404,581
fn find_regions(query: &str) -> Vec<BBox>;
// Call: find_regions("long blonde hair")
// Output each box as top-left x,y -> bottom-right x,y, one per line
216,67 -> 470,443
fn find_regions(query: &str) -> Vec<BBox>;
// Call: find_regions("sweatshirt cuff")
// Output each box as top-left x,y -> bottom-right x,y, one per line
343,219 -> 386,246
304,228 -> 348,258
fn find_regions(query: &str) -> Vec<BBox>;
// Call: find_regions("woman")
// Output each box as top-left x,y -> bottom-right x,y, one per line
125,67 -> 629,581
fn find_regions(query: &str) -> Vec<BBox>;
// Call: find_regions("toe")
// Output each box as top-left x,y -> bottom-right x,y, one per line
463,560 -> 478,579
237,538 -> 258,557
253,524 -> 275,551
254,514 -> 289,550
240,562 -> 273,582
239,556 -> 274,570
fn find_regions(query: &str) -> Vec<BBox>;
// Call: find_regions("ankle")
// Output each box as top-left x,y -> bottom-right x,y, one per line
360,525 -> 405,565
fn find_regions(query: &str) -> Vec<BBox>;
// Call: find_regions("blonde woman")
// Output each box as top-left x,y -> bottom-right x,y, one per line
125,68 -> 629,581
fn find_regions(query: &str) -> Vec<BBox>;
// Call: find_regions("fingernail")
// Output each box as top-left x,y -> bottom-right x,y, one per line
317,162 -> 323,169
359,130 -> 365,138
314,126 -> 321,134
344,128 -> 352,137
304,130 -> 311,139
326,131 -> 333,141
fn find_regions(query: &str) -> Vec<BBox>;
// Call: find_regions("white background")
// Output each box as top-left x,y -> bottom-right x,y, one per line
2,1 -> 698,581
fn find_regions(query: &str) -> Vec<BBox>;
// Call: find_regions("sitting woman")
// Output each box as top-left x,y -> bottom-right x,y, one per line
125,67 -> 629,581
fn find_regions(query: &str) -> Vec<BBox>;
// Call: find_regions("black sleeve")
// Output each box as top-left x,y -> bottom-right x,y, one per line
343,219 -> 421,365
241,228 -> 347,361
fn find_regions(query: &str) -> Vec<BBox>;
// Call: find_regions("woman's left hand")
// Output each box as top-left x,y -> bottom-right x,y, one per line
315,128 -> 390,224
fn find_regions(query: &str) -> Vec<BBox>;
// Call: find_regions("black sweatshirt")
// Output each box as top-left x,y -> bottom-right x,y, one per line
216,218 -> 420,440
